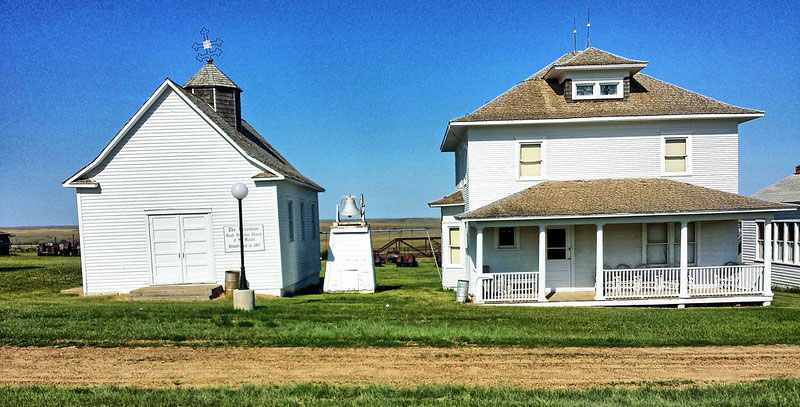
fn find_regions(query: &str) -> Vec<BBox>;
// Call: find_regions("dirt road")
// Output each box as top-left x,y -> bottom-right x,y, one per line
2,345 -> 798,388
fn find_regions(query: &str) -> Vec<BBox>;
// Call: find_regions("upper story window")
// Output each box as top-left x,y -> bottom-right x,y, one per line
664,137 -> 689,175
519,143 -> 543,179
300,202 -> 305,240
571,79 -> 624,100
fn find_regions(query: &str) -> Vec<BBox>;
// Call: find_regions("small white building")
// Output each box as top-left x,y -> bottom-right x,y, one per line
430,47 -> 794,307
63,60 -> 324,296
742,166 -> 800,288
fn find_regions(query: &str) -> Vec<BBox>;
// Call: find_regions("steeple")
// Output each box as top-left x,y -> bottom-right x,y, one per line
183,59 -> 242,130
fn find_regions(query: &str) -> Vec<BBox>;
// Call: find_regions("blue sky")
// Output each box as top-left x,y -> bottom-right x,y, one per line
1,0 -> 798,226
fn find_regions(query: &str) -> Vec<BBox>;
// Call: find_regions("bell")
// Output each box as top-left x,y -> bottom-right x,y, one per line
339,195 -> 361,219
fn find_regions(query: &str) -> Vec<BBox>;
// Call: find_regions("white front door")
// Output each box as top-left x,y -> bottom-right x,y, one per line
545,226 -> 573,289
149,213 -> 213,285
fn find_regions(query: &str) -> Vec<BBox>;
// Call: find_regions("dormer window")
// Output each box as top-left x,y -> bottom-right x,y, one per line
600,83 -> 618,95
571,79 -> 624,100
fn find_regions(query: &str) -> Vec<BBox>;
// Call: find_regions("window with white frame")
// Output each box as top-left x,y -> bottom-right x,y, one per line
572,79 -> 624,100
644,223 -> 696,265
519,143 -> 542,178
288,201 -> 294,242
664,138 -> 688,174
756,222 -> 765,260
300,202 -> 305,240
496,227 -> 518,249
448,227 -> 461,265
775,223 -> 784,262
769,221 -> 800,265
672,222 -> 696,264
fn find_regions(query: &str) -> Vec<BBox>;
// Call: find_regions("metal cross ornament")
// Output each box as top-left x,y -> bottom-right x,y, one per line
192,28 -> 223,62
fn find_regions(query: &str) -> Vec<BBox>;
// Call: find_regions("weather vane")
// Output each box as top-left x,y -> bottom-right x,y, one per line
192,27 -> 223,62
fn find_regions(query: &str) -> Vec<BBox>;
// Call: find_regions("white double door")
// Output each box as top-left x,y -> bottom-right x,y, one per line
149,214 -> 214,285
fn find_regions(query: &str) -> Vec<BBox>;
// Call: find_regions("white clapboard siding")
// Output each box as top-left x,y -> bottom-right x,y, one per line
466,119 -> 739,209
77,88 -> 282,294
276,182 -> 321,294
697,221 -> 739,266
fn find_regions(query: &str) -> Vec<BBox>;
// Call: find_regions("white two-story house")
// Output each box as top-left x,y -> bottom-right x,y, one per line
430,47 -> 793,307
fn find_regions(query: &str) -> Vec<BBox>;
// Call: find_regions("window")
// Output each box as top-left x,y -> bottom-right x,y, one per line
572,79 -> 624,100
787,223 -> 795,264
600,83 -> 618,95
672,222 -> 696,264
546,228 -> 567,260
775,223 -> 784,262
448,227 -> 461,265
644,223 -> 696,265
645,223 -> 669,264
300,202 -> 305,240
311,204 -> 317,237
288,201 -> 294,242
664,138 -> 688,174
576,84 -> 594,96
756,222 -> 765,260
497,227 -> 517,249
519,143 -> 542,178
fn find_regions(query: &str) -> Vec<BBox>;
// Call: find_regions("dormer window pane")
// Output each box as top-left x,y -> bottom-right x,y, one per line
600,83 -> 618,95
576,84 -> 594,96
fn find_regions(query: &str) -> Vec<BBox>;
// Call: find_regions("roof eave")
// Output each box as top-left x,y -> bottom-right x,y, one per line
543,63 -> 649,81
450,113 -> 764,128
458,207 -> 796,222
429,202 -> 465,208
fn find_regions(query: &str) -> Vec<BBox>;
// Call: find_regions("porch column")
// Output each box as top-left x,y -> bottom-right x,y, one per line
764,220 -> 773,296
476,226 -> 484,273
679,221 -> 690,299
595,223 -> 604,300
538,225 -> 547,302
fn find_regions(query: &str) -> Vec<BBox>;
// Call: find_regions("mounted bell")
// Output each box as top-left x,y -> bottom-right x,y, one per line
339,195 -> 361,219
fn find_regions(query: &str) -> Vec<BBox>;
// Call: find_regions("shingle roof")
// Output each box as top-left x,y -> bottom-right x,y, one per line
556,47 -> 648,67
429,189 -> 464,206
183,61 -> 241,90
453,48 -> 761,123
172,81 -> 323,191
458,178 -> 790,220
753,174 -> 800,204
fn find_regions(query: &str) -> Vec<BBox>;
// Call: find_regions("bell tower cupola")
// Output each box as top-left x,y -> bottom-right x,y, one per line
183,59 -> 243,130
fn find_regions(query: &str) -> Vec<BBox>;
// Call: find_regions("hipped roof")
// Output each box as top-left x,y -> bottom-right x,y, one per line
458,178 -> 790,220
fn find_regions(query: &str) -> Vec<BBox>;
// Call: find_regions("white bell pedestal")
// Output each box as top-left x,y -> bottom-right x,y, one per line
323,225 -> 376,293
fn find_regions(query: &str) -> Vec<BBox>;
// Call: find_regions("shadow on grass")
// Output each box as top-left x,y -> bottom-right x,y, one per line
0,265 -> 44,273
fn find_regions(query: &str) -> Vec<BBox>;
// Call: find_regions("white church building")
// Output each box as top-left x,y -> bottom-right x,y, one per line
63,60 -> 323,296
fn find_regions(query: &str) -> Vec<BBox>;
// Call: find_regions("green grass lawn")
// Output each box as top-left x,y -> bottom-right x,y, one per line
1,252 -> 800,348
1,379 -> 798,406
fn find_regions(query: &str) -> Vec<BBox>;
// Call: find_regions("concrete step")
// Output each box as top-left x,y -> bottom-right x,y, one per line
129,284 -> 224,301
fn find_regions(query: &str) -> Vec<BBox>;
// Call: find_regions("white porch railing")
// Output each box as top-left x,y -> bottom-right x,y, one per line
688,265 -> 764,296
476,272 -> 539,303
604,268 -> 681,299
604,265 -> 765,299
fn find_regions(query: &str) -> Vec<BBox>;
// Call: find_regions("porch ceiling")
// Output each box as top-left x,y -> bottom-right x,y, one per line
458,178 -> 793,221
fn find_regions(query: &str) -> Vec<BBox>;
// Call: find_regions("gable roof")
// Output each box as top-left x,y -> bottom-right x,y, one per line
428,189 -> 464,207
447,47 -> 761,126
458,178 -> 790,220
753,173 -> 800,204
64,79 -> 322,191
183,61 -> 241,90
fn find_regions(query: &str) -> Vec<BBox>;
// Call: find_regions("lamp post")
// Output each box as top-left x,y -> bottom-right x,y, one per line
231,183 -> 254,310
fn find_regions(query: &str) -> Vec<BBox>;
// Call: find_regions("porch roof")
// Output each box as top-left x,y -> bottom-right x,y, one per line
428,189 -> 464,207
457,178 -> 793,220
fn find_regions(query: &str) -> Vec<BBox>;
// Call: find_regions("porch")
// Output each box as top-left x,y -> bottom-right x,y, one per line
475,264 -> 768,306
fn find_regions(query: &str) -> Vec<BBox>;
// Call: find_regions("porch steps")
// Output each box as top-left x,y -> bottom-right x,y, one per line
547,291 -> 596,302
129,284 -> 224,301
